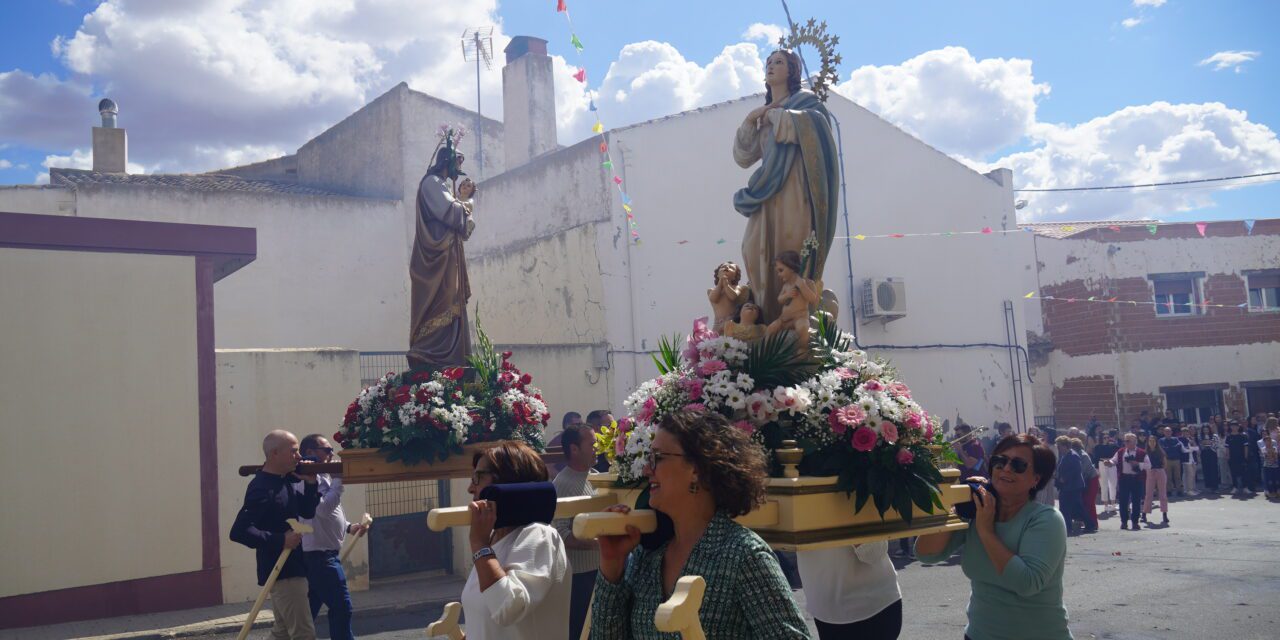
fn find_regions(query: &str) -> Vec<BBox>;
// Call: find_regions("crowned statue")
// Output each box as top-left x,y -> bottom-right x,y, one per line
408,127 -> 477,370
732,48 -> 840,325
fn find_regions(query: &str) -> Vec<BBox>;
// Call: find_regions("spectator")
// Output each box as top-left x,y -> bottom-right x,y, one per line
1198,424 -> 1222,493
1112,433 -> 1150,531
550,424 -> 600,640
1127,419 -> 1144,440
916,434 -> 1072,640
984,422 -> 1014,457
1083,415 -> 1103,448
1224,420 -> 1253,495
954,424 -> 986,480
1246,418 -> 1264,491
1138,410 -> 1156,436
1143,435 -> 1171,526
1028,427 -> 1057,507
1160,410 -> 1180,428
1158,427 -> 1184,497
1054,436 -> 1086,535
546,412 -> 584,475
1260,417 -> 1280,499
1093,431 -> 1120,513
585,409 -> 616,471
297,434 -> 366,640
1070,438 -> 1099,533
798,540 -> 903,639
1177,426 -> 1200,497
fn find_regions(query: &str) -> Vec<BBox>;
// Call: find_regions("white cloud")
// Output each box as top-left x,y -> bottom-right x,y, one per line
1199,50 -> 1260,73
834,46 -> 1051,159
6,0 -> 509,175
36,146 -> 149,183
555,40 -> 766,143
1133,0 -> 1166,7
742,23 -> 786,47
1121,17 -> 1144,29
0,159 -> 11,169
984,102 -> 1280,221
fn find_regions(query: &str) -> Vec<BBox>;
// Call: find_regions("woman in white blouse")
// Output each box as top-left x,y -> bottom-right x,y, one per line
797,541 -> 903,639
461,441 -> 571,640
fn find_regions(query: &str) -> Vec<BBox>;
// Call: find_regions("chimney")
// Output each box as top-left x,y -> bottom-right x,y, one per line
93,98 -> 127,173
502,36 -> 557,169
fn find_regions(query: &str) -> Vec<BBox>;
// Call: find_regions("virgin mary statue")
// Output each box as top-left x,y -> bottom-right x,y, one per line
732,49 -> 840,323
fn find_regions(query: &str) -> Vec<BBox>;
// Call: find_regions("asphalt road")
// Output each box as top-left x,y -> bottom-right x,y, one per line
215,492 -> 1280,639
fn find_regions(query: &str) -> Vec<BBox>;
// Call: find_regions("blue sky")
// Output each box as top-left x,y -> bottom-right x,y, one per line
2,0 -> 1277,222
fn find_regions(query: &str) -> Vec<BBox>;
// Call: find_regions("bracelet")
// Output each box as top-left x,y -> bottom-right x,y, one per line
472,547 -> 495,563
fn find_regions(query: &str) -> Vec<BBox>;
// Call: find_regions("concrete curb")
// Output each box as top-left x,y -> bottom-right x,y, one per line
90,596 -> 452,640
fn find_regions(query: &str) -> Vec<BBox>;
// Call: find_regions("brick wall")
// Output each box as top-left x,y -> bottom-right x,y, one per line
1042,273 -> 1280,357
1052,375 -> 1117,430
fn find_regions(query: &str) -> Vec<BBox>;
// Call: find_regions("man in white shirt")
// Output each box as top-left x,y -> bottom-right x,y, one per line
298,435 -> 368,640
551,424 -> 599,640
797,541 -> 903,638
1112,433 -> 1152,531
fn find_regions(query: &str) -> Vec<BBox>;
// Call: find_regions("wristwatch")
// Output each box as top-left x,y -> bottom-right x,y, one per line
472,547 -> 495,563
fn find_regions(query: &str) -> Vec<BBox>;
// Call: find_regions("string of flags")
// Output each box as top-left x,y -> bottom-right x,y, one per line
1023,291 -> 1252,310
830,218 -> 1260,242
556,1 -> 640,243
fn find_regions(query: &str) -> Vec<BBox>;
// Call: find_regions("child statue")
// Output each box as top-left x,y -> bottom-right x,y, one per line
707,261 -> 751,332
766,250 -> 820,351
723,301 -> 766,344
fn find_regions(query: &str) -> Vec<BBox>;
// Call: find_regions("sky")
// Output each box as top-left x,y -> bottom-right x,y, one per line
1,0 -> 1278,223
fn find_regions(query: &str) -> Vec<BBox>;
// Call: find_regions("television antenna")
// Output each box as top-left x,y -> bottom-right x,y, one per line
460,26 -> 494,180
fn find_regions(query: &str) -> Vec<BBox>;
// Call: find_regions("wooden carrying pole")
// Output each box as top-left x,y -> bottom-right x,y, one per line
338,513 -> 373,564
235,518 -> 313,640
426,494 -> 618,531
425,601 -> 464,640
572,509 -> 659,539
656,576 -> 708,640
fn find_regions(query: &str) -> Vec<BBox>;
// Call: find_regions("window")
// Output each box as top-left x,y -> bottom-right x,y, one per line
1247,272 -> 1280,311
1150,274 -> 1200,316
1164,387 -> 1224,425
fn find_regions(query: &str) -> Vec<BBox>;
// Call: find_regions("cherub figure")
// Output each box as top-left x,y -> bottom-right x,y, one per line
765,250 -> 820,351
707,261 -> 750,332
723,301 -> 766,344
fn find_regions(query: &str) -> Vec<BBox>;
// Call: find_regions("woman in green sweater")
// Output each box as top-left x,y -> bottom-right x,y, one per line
916,433 -> 1072,640
591,410 -> 810,639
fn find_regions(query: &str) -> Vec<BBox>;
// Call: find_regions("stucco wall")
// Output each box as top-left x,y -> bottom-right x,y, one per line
0,185 -> 75,216
297,87 -> 405,200
0,249 -> 201,597
598,94 -> 1038,429
216,348 -> 367,603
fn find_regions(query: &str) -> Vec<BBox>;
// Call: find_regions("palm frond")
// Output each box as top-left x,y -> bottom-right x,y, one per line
746,331 -> 817,388
466,312 -> 501,386
651,333 -> 683,375
810,312 -> 852,366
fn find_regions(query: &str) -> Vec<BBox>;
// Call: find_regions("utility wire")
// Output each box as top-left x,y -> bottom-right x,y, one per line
1014,171 -> 1280,193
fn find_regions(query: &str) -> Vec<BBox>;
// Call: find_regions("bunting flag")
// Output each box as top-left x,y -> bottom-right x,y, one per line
1024,292 -> 1250,310
1147,224 -> 1158,235
1245,219 -> 1256,235
1196,222 -> 1207,237
981,226 -> 993,234
554,1 -> 638,242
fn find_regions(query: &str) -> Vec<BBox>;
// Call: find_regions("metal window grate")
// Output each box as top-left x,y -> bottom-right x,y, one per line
364,479 -> 447,518
360,351 -> 409,388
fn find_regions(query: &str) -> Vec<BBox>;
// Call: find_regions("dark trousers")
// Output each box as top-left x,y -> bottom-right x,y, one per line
1229,458 -> 1246,490
1202,452 -> 1220,489
305,550 -> 354,640
1265,466 -> 1280,493
567,570 -> 595,640
775,551 -> 803,589
1117,474 -> 1144,525
1058,487 -> 1084,533
815,599 -> 902,640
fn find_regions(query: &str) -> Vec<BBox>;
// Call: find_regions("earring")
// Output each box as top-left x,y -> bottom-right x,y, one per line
689,481 -> 699,494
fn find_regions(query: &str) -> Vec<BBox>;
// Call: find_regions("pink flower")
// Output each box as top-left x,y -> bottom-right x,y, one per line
881,421 -> 899,444
862,380 -> 884,392
637,397 -> 657,423
851,427 -> 877,452
697,359 -> 727,376
887,382 -> 911,398
682,403 -> 707,413
615,433 -> 627,456
904,412 -> 924,430
922,412 -> 934,439
684,379 -> 704,401
828,405 -> 867,434
683,317 -> 717,363
733,420 -> 755,435
834,367 -> 856,380
896,448 -> 915,465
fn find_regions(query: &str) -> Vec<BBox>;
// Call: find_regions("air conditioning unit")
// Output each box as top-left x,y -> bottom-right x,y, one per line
861,277 -> 907,324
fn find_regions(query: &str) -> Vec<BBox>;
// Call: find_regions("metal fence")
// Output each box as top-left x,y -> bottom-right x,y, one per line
359,351 -> 408,388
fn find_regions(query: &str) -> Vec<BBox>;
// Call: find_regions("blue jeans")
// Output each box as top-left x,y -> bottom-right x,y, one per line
305,550 -> 354,640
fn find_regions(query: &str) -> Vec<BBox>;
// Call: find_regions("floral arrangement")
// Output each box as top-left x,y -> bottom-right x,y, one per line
596,316 -> 949,522
334,321 -> 548,465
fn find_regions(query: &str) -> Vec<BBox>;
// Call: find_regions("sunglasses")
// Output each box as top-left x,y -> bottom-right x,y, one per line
990,454 -> 1030,474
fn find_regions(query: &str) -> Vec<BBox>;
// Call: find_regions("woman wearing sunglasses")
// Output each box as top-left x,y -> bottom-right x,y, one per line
916,434 -> 1072,640
592,410 -> 810,639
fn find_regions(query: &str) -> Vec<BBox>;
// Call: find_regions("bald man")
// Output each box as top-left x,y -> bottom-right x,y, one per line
231,430 -> 321,640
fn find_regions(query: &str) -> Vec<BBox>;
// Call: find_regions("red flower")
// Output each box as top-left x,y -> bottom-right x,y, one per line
442,367 -> 465,381
412,371 -> 431,383
502,350 -> 513,360
376,415 -> 388,430
391,386 -> 411,404
851,427 -> 877,452
520,373 -> 533,385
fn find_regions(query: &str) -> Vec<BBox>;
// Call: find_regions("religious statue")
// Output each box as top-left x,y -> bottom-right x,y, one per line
723,301 -> 766,344
408,129 -> 476,370
707,261 -> 750,332
766,251 -> 820,351
732,48 -> 839,324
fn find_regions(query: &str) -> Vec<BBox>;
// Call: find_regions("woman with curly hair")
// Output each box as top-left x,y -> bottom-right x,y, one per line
591,411 -> 809,639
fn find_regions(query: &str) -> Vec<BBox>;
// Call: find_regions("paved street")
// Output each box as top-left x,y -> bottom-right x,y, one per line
211,494 -> 1280,640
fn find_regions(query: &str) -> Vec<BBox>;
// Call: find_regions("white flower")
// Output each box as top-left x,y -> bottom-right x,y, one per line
746,392 -> 777,425
725,390 -> 747,410
772,386 -> 812,415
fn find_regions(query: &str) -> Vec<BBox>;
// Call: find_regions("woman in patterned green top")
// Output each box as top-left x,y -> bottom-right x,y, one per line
591,410 -> 810,639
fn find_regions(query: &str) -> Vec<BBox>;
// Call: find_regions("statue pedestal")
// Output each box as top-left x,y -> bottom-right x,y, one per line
588,468 -> 969,548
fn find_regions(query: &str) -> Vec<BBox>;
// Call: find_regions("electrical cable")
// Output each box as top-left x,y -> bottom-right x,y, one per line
1014,171 -> 1280,193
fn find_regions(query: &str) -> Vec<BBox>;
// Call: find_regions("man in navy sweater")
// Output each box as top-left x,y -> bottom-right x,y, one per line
231,430 -> 321,640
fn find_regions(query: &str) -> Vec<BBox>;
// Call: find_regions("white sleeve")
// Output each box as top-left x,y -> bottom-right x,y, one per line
480,524 -> 568,627
852,540 -> 889,563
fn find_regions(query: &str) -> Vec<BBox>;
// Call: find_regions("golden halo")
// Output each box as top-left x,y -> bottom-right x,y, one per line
777,18 -> 842,103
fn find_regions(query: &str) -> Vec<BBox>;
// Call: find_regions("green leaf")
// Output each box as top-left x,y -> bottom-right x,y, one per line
746,332 -> 817,388
853,470 -> 871,513
893,485 -> 916,525
651,333 -> 683,375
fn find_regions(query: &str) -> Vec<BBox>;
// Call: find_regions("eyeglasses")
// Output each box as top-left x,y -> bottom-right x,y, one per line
990,454 -> 1030,474
645,450 -> 688,469
471,469 -> 493,484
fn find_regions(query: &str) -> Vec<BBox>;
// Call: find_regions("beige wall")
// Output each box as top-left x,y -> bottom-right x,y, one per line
0,249 -> 201,597
216,348 -> 367,603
